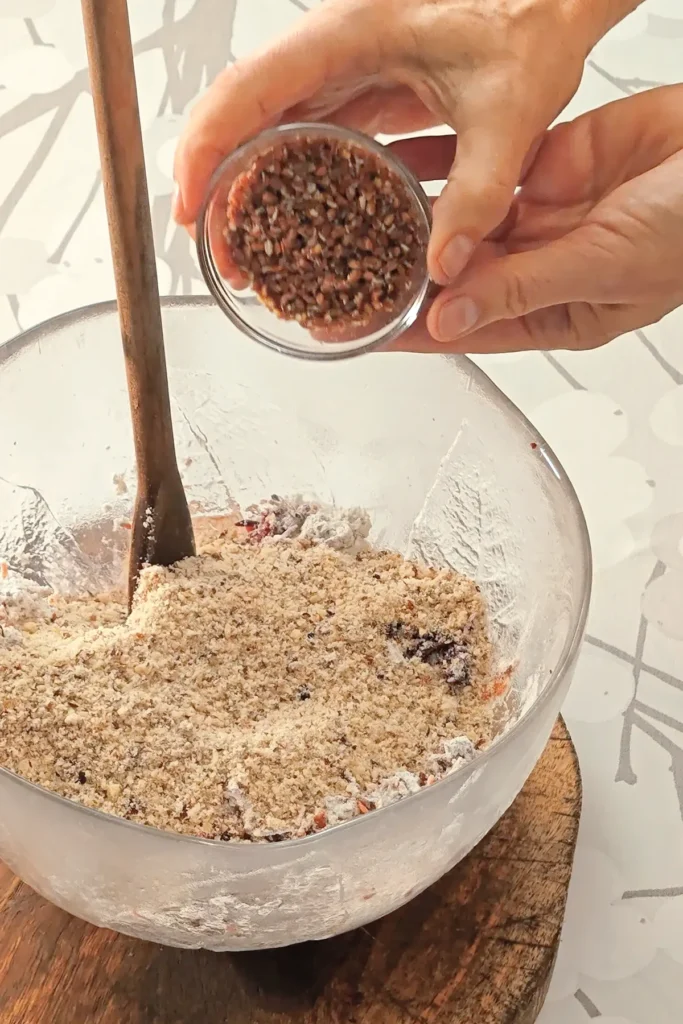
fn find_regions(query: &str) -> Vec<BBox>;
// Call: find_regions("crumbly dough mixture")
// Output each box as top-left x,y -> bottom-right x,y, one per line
0,502 -> 496,842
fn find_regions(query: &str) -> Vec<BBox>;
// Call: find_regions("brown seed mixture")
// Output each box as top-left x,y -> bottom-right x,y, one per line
0,510 -> 496,843
225,137 -> 426,330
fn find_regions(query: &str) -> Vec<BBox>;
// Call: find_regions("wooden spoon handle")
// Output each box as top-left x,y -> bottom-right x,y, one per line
81,0 -> 176,488
81,0 -> 195,603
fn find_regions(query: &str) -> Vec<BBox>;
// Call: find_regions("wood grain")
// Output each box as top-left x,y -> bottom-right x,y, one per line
0,720 -> 580,1024
81,0 -> 195,602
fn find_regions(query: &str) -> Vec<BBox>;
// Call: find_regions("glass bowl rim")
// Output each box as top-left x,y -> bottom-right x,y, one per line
195,122 -> 433,362
0,296 -> 592,854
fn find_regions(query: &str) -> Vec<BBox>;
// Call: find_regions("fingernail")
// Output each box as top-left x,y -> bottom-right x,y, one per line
435,296 -> 479,342
438,235 -> 474,282
171,181 -> 184,223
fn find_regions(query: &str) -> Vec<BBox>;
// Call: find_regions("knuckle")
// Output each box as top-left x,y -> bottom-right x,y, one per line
175,129 -> 218,174
189,66 -> 235,124
213,61 -> 240,92
580,217 -> 645,301
516,313 -> 542,348
499,269 -> 529,319
565,303 -> 614,350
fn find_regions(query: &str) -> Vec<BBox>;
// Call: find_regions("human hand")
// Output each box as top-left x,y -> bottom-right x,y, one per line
396,85 -> 683,353
173,0 -> 617,285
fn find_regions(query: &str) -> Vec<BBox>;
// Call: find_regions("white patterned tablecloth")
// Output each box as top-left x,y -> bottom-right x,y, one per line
0,2 -> 682,1021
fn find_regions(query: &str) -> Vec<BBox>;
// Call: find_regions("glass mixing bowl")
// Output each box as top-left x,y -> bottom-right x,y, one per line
0,297 -> 590,951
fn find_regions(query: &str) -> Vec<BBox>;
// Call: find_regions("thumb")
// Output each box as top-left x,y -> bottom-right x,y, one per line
427,230 -> 611,343
427,101 -> 539,286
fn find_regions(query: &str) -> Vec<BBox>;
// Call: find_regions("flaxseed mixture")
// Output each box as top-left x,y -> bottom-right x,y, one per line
225,137 -> 426,330
0,500 -> 497,842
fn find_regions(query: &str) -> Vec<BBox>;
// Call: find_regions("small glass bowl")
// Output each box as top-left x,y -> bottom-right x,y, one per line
196,123 -> 432,361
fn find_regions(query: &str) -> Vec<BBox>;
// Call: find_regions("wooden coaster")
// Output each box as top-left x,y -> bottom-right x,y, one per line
0,720 -> 580,1024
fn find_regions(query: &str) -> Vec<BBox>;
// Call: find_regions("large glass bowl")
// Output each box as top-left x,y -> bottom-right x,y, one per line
0,297 -> 590,951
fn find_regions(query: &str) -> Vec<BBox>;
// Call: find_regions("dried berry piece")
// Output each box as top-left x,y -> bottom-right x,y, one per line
126,796 -> 140,817
404,631 -> 461,666
224,136 -> 425,331
243,495 -> 321,543
386,624 -> 472,690
263,831 -> 293,843
313,809 -> 328,830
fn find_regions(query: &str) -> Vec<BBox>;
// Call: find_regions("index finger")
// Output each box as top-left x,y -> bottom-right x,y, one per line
173,1 -> 382,224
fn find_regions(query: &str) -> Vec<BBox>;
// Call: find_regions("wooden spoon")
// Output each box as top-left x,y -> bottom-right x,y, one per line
81,0 -> 195,607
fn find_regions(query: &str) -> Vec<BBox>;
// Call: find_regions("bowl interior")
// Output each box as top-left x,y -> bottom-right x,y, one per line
0,297 -> 590,751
